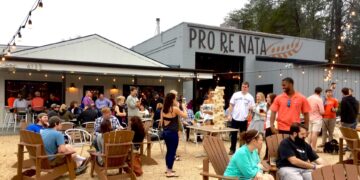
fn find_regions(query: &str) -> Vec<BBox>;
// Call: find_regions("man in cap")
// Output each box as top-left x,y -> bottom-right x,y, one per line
47,104 -> 60,118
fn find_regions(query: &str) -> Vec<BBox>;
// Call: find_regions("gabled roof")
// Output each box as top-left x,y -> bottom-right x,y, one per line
11,34 -> 168,68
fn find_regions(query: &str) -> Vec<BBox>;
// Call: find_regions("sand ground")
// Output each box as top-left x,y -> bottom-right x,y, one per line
0,130 -> 345,180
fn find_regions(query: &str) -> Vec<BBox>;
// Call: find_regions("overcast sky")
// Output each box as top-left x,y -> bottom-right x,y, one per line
0,0 -> 246,48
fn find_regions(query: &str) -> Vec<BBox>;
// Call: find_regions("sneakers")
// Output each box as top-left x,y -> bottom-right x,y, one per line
228,150 -> 234,155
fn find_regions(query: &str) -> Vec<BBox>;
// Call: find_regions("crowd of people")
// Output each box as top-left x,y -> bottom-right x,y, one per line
224,77 -> 359,180
9,76 -> 360,179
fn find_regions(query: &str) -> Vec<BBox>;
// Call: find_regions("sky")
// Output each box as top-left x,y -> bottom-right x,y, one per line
0,0 -> 246,48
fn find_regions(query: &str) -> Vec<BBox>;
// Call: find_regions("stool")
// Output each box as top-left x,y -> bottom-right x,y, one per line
2,107 -> 15,132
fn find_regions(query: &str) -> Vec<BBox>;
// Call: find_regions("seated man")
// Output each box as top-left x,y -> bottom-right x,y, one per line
277,122 -> 326,180
40,116 -> 89,174
93,107 -> 124,151
78,104 -> 98,125
26,113 -> 48,133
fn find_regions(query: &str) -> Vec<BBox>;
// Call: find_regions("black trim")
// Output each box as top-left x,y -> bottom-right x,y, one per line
256,56 -> 327,65
6,56 -> 213,74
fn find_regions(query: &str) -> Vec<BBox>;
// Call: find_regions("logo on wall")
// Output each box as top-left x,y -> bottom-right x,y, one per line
266,39 -> 303,58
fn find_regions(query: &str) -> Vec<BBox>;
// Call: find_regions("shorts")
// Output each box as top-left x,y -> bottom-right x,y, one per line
309,120 -> 322,132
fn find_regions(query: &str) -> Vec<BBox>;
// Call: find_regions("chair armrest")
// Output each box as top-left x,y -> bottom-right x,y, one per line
38,151 -> 75,159
200,172 -> 238,180
88,151 -> 106,158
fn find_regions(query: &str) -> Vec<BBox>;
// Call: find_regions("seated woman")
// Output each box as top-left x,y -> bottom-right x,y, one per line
130,116 -> 146,150
95,119 -> 112,165
139,104 -> 150,117
224,129 -> 274,180
59,104 -> 75,122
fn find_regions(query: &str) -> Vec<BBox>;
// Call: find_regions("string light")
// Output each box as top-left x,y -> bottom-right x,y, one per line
44,73 -> 48,78
351,11 -> 356,16
335,53 -> 339,58
6,50 -> 11,56
28,72 -> 32,76
113,78 -> 116,82
337,45 -> 341,50
159,78 -> 162,83
78,76 -> 81,80
324,68 -> 327,71
12,70 -> 16,74
96,77 -> 99,81
178,78 -> 181,82
331,66 -> 334,70
332,60 -> 335,64
131,78 -> 135,83
1,0 -> 44,60
217,77 -> 220,81
257,72 -> 262,79
347,69 -> 349,72
302,69 -> 305,74
61,75 -> 65,79
1,56 -> 5,61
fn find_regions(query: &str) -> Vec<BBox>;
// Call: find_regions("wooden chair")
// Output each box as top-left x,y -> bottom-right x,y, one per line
83,122 -> 95,134
59,122 -> 75,132
201,135 -> 237,180
312,164 -> 360,179
265,134 -> 290,177
89,130 -> 136,180
339,127 -> 360,164
13,130 -> 76,180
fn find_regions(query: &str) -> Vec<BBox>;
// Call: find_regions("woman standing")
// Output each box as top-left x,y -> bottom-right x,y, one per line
248,92 -> 267,133
224,130 -> 273,180
160,93 -> 187,178
202,90 -> 215,125
114,96 -> 127,126
264,93 -> 277,137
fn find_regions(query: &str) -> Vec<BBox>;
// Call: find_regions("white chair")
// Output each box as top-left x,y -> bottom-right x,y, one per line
2,106 -> 14,132
11,108 -> 28,132
147,119 -> 164,156
65,128 -> 92,156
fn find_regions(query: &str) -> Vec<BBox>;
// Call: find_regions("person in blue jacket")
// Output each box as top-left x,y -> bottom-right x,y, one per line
224,129 -> 274,180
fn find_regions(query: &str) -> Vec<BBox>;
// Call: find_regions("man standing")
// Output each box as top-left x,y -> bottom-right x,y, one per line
340,87 -> 359,129
26,113 -> 48,133
277,123 -> 326,180
95,93 -> 113,111
227,81 -> 255,155
307,87 -> 325,150
330,82 -> 337,100
150,93 -> 163,111
126,87 -> 141,122
319,89 -> 338,147
270,77 -> 311,134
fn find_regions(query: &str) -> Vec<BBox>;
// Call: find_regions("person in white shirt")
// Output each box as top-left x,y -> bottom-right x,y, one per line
13,93 -> 28,109
227,81 -> 255,155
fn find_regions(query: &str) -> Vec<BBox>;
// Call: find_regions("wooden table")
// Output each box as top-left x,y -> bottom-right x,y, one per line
187,125 -> 239,136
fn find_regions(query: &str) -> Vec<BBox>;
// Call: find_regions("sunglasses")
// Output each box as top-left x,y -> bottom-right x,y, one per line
287,99 -> 291,108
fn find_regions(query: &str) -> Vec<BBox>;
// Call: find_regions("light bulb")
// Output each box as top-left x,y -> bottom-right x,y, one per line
324,68 -> 327,71
1,56 -> 5,61
279,73 -> 283,76
11,42 -> 16,51
61,75 -> 65,79
38,1 -> 43,8
217,77 -> 220,81
12,70 -> 16,74
178,78 -> 181,82
258,74 -> 262,79
355,80 -> 358,83
6,50 -> 11,56
78,76 -> 81,80
113,78 -> 116,82
28,19 -> 32,29
335,54 -> 339,58
96,77 -> 99,81
302,70 -> 305,74
332,60 -> 335,64
17,32 -> 22,42
28,72 -> 32,76
351,11 -> 356,16
331,66 -> 334,70
197,78 -> 200,82
131,78 -> 135,83
159,78 -> 162,83
44,74 -> 48,78
347,69 -> 349,72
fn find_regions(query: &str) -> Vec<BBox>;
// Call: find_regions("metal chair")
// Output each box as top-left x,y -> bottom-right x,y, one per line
65,128 -> 92,156
2,106 -> 14,132
8,108 -> 28,132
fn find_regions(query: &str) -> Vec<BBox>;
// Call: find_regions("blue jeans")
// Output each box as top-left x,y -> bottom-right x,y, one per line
341,121 -> 357,129
163,130 -> 179,170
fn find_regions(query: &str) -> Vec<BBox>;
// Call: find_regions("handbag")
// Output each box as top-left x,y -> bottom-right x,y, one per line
127,153 -> 143,176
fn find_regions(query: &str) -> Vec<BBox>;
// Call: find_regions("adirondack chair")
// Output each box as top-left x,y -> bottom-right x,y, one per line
59,122 -> 75,132
201,135 -> 237,180
339,127 -> 360,164
312,164 -> 360,180
265,133 -> 290,178
13,130 -> 76,180
89,130 -> 136,180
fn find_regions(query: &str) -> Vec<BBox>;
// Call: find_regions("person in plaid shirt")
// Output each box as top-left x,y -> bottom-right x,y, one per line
94,107 -> 124,133
182,104 -> 195,141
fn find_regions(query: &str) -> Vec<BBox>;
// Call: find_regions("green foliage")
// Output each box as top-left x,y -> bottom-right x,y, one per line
223,0 -> 360,64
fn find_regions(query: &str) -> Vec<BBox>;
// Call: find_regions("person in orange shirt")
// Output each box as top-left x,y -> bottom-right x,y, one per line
270,77 -> 311,134
319,89 -> 338,147
7,93 -> 16,108
32,91 -> 45,113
